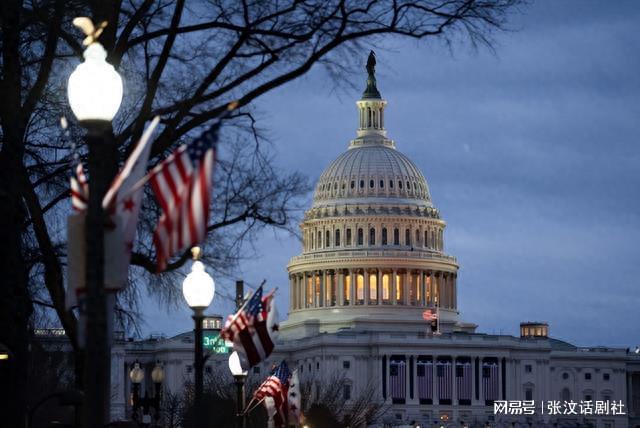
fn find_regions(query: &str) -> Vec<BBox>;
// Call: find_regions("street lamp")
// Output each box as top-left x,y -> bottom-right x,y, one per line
67,23 -> 123,428
228,351 -> 248,428
130,361 -> 165,427
183,247 -> 215,428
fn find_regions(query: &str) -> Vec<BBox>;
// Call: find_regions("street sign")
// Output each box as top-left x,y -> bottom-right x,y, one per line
203,331 -> 229,354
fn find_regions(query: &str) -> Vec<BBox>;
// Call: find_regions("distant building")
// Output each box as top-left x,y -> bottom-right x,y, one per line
43,63 -> 640,428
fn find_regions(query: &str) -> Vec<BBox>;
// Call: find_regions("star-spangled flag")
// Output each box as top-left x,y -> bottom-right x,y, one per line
422,309 -> 437,321
455,360 -> 472,402
417,358 -> 433,401
287,369 -> 302,426
149,122 -> 220,271
255,361 -> 290,428
390,358 -> 406,400
482,361 -> 500,402
220,285 -> 279,369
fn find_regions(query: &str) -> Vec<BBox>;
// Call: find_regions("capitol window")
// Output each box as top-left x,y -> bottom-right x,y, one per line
369,273 -> 377,303
424,230 -> 428,247
394,228 -> 399,245
346,228 -> 352,246
389,180 -> 394,189
369,228 -> 376,245
326,230 -> 331,247
335,229 -> 341,247
380,179 -> 384,188
350,180 -> 355,189
357,228 -> 364,246
382,274 -> 391,303
405,229 -> 411,246
359,180 -> 364,189
382,228 -> 388,245
398,180 -> 403,189
356,273 -> 364,303
344,273 -> 351,304
317,230 -> 322,248
396,273 -> 404,304
369,179 -> 374,188
603,373 -> 610,381
585,372 -> 591,380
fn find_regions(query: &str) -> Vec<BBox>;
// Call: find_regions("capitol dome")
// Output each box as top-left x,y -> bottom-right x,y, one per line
282,53 -> 466,339
312,143 -> 433,208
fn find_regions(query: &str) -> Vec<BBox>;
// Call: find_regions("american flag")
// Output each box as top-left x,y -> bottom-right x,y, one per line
70,163 -> 88,211
220,285 -> 279,369
437,360 -> 452,401
149,123 -> 219,271
455,360 -> 472,402
389,359 -> 406,400
422,309 -> 437,321
417,358 -> 433,400
482,361 -> 500,401
255,361 -> 290,428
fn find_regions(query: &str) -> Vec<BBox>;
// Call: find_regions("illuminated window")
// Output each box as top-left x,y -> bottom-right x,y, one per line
356,273 -> 364,303
369,273 -> 377,303
382,273 -> 390,302
344,273 -> 351,304
306,276 -> 313,307
395,273 -> 404,304
315,275 -> 321,305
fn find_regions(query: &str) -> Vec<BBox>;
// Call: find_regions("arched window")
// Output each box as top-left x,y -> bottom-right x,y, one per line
389,180 -> 394,189
367,107 -> 372,127
317,231 -> 322,248
350,180 -> 355,189
393,228 -> 400,245
346,228 -> 352,246
369,179 -> 374,188
359,180 -> 364,189
406,181 -> 410,191
560,388 -> 571,402
356,273 -> 364,302
380,180 -> 384,188
398,180 -> 403,189
369,272 -> 377,302
310,232 -> 314,249
369,227 -> 376,246
415,229 -> 420,245
357,228 -> 364,246
335,229 -> 341,247
381,228 -> 388,245
325,230 -> 331,247
405,229 -> 411,246
424,230 -> 428,247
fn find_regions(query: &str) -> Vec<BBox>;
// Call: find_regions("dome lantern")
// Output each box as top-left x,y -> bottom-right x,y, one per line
356,50 -> 388,140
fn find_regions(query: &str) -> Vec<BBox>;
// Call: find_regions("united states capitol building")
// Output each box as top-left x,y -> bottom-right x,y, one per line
99,61 -> 640,427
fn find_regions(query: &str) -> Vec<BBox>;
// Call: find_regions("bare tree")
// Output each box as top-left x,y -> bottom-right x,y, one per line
0,0 -> 521,424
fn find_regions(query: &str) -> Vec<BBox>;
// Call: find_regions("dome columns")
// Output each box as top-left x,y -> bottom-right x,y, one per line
288,266 -> 457,312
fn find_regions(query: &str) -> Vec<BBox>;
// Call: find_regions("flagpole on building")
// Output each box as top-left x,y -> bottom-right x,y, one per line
436,296 -> 440,335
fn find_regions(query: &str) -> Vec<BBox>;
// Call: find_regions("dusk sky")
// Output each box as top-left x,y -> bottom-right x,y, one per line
141,0 -> 640,348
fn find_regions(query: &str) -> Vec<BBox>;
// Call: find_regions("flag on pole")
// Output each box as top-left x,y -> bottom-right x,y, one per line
254,361 -> 290,428
149,123 -> 220,271
70,163 -> 89,211
66,118 -> 159,310
220,285 -> 279,370
103,116 -> 159,290
287,369 -> 302,427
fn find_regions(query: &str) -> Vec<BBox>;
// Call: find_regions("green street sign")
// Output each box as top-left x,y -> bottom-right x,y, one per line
203,331 -> 229,354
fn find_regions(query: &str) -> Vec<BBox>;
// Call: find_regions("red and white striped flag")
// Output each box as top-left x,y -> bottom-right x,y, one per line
482,361 -> 500,401
149,123 -> 219,271
70,163 -> 88,211
255,361 -> 290,428
220,285 -> 279,370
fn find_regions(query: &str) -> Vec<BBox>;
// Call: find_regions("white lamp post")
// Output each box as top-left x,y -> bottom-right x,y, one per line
183,247 -> 214,428
228,351 -> 248,428
67,23 -> 123,428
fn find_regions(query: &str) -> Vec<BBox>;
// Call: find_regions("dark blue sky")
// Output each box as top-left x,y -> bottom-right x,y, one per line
142,1 -> 640,347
